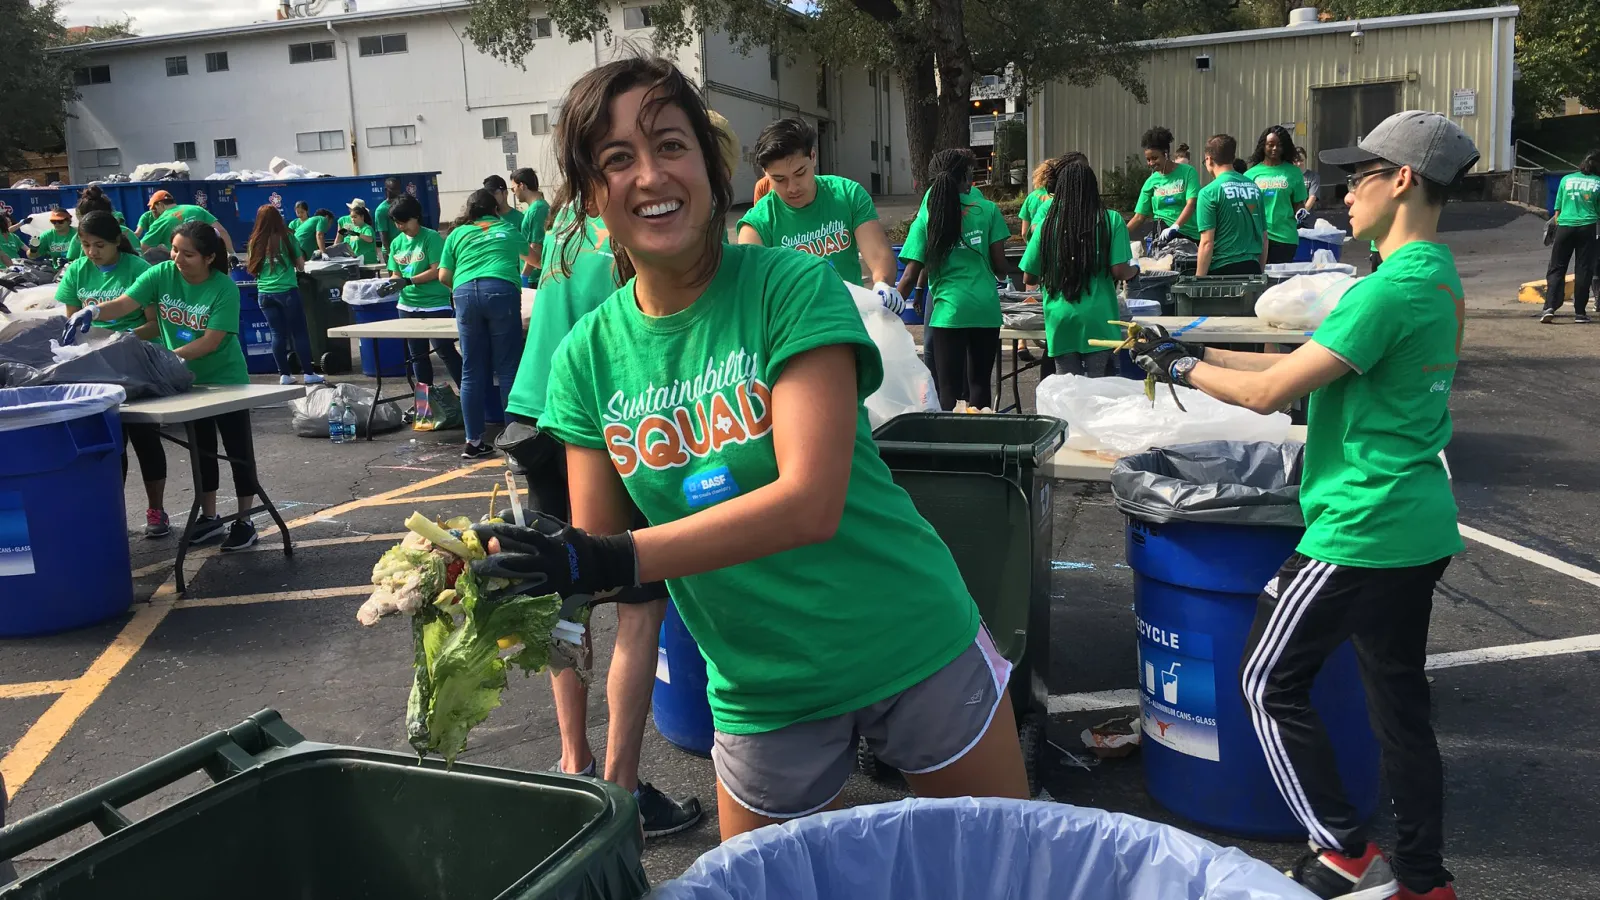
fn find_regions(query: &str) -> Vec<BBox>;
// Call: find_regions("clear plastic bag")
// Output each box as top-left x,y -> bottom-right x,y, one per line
0,384 -> 126,434
288,382 -> 403,437
1036,373 -> 1291,458
340,278 -> 393,306
1254,272 -> 1358,331
844,281 -> 939,428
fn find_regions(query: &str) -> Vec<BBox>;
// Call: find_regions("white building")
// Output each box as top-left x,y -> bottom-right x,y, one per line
60,2 -> 912,210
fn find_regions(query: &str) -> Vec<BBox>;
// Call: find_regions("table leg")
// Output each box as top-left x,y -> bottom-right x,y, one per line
171,422 -> 206,597
1011,339 -> 1023,413
365,371 -> 381,441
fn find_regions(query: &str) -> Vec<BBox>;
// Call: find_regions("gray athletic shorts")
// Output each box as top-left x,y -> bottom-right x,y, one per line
713,627 -> 1012,818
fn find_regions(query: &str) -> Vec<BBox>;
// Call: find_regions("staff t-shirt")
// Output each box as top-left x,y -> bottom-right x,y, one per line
898,192 -> 1010,328
1300,240 -> 1464,568
34,229 -> 75,260
440,216 -> 523,287
520,198 -> 550,268
66,226 -> 139,262
1244,162 -> 1310,245
0,232 -> 23,261
386,228 -> 453,311
538,243 -> 980,735
293,215 -> 330,257
509,208 -> 618,421
1018,187 -> 1050,227
135,210 -> 157,236
344,224 -> 379,264
55,254 -> 152,331
1554,172 -> 1600,227
252,236 -> 302,294
1135,163 -> 1201,239
1196,170 -> 1266,271
737,175 -> 879,286
141,205 -> 217,251
126,262 -> 248,385
1020,210 -> 1131,356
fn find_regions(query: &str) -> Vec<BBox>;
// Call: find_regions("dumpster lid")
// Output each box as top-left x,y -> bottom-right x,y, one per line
0,384 -> 125,432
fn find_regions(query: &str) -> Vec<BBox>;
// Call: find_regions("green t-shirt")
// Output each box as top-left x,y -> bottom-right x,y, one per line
1554,172 -> 1600,227
252,236 -> 302,294
66,226 -> 139,262
126,262 -> 248,386
737,174 -> 879,286
1135,163 -> 1201,239
54,254 -> 152,332
135,210 -> 157,236
293,215 -> 330,257
386,228 -> 453,311
1244,162 -> 1310,245
538,243 -> 980,735
337,214 -> 354,232
374,199 -> 397,246
344,224 -> 379,264
500,206 -> 525,232
1300,241 -> 1464,568
508,208 -> 618,421
1020,210 -> 1132,356
1018,187 -> 1050,227
1196,170 -> 1266,271
898,192 -> 1010,328
141,205 -> 217,251
520,198 -> 550,268
34,229 -> 75,261
0,232 -> 23,262
440,216 -> 522,287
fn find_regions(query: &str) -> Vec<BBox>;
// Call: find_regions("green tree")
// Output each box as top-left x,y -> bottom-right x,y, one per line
0,0 -> 75,170
58,15 -> 138,45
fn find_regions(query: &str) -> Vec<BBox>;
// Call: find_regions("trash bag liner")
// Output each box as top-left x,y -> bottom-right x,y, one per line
0,320 -> 194,400
0,384 -> 126,433
289,381 -> 403,437
1111,440 -> 1305,528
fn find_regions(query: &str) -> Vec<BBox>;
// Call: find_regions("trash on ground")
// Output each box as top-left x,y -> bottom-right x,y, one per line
1082,715 -> 1142,758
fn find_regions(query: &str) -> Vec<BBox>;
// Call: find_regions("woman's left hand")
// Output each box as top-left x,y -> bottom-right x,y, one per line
471,516 -> 641,602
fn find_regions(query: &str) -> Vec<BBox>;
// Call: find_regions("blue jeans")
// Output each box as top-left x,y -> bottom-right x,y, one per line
454,277 -> 523,443
257,288 -> 315,376
399,306 -> 463,386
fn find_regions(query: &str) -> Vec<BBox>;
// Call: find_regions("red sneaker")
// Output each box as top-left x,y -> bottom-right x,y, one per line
1287,841 -> 1399,899
1396,885 -> 1456,900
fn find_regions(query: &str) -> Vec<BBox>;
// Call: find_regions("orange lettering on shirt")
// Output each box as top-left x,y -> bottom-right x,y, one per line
637,415 -> 688,469
707,392 -> 748,452
674,402 -> 714,457
737,380 -> 773,439
821,234 -> 841,256
605,423 -> 639,477
1435,283 -> 1466,354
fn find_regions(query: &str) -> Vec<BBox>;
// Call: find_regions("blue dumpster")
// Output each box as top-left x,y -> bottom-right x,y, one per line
231,173 -> 443,236
1112,442 -> 1379,838
652,600 -> 713,757
0,385 -> 132,636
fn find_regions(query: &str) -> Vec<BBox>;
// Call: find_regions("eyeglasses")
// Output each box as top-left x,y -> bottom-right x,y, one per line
1346,166 -> 1401,191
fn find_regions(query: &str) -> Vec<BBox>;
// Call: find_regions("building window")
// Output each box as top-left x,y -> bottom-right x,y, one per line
44,172 -> 61,185
769,52 -> 778,81
77,148 -> 121,168
72,65 -> 111,85
174,142 -> 197,161
358,33 -> 408,56
214,138 -> 238,159
289,40 -> 336,64
623,5 -> 657,29
529,113 -> 550,135
870,140 -> 877,162
817,65 -> 829,109
366,125 -> 417,147
296,130 -> 345,153
482,117 -> 510,139
531,17 -> 552,38
165,56 -> 188,77
868,70 -> 876,87
205,51 -> 229,72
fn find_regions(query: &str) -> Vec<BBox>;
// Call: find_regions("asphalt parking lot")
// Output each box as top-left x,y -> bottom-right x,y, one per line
2,201 -> 1595,896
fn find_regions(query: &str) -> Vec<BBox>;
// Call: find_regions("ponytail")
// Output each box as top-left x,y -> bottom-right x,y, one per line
924,148 -> 975,271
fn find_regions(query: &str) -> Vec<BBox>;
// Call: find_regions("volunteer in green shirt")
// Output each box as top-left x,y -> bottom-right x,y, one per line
32,209 -> 76,262
374,177 -> 403,251
66,185 -> 138,263
1194,134 -> 1267,276
483,174 -> 524,232
337,197 -> 366,233
1018,159 -> 1054,240
0,215 -> 24,265
1245,125 -> 1311,264
1540,150 -> 1600,324
134,208 -> 157,240
384,194 -> 462,389
64,220 -> 263,552
245,204 -> 322,386
339,205 -> 379,264
439,189 -> 525,459
895,149 -> 1011,410
737,117 -> 899,290
475,56 -> 1026,844
294,207 -> 333,258
1127,125 -> 1201,242
1133,111 -> 1475,900
142,193 -> 234,257
1020,157 -> 1137,377
510,167 -> 550,288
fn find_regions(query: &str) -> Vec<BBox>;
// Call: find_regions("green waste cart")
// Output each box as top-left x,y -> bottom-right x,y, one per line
299,266 -> 357,375
0,710 -> 648,900
871,413 -> 1067,796
1169,275 -> 1270,317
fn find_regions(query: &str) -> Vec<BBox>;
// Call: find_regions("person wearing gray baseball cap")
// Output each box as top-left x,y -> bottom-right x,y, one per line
1131,109 -> 1474,900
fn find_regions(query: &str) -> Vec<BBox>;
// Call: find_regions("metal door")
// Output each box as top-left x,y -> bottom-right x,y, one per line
1312,82 -> 1401,201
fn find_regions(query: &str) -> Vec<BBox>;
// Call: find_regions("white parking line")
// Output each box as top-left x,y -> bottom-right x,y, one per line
1458,523 -> 1600,588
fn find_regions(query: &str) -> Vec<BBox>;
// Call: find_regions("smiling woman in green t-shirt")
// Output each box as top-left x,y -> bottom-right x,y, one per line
384,194 -> 462,390
1126,125 -> 1200,242
1244,125 -> 1311,264
471,56 -> 1026,843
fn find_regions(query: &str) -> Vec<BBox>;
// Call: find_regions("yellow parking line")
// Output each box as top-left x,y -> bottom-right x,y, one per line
180,585 -> 371,608
355,490 -> 497,509
280,459 -> 503,530
130,532 -> 409,579
0,680 -> 76,700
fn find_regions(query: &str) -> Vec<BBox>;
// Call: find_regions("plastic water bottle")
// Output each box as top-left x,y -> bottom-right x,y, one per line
328,400 -> 345,444
342,402 -> 358,443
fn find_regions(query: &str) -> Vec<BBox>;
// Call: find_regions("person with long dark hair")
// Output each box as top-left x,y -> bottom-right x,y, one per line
1540,149 -> 1600,323
1126,126 -> 1200,242
64,221 -> 262,551
385,194 -> 462,389
0,215 -> 22,266
66,186 -> 137,262
475,56 -> 1026,842
1245,125 -> 1312,264
1020,158 -> 1137,377
484,174 -> 524,231
895,149 -> 1010,409
247,205 -> 320,384
440,188 -> 524,459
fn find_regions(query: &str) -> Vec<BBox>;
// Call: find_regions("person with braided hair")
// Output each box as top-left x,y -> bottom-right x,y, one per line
896,148 -> 1012,409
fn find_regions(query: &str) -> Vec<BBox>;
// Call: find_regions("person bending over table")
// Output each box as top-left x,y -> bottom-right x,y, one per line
247,205 -> 321,386
1194,134 -> 1268,277
474,56 -> 1027,843
141,191 -> 235,259
65,221 -> 264,553
440,189 -> 525,460
1131,111 -> 1475,900
384,194 -> 463,391
294,207 -> 334,259
1125,126 -> 1199,243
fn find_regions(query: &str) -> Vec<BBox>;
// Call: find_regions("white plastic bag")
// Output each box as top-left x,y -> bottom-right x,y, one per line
1297,218 -> 1347,242
844,281 -> 939,428
1254,272 -> 1357,330
1037,373 -> 1291,458
340,278 -> 393,306
288,382 -> 403,437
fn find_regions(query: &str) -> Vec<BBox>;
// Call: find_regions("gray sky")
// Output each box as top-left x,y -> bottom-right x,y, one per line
60,0 -> 422,35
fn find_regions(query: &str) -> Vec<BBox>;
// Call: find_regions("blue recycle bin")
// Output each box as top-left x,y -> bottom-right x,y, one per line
348,299 -> 408,378
653,797 -> 1316,899
0,385 -> 132,636
1293,235 -> 1345,262
1112,442 -> 1379,838
652,600 -> 713,757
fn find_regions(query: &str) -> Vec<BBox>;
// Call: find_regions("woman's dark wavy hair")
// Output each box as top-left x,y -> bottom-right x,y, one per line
452,189 -> 500,228
175,220 -> 229,274
1250,125 -> 1299,167
78,210 -> 134,254
1141,126 -> 1175,155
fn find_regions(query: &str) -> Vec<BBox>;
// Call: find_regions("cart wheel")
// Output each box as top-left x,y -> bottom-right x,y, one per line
1018,714 -> 1045,799
856,736 -> 884,781
320,353 -> 335,373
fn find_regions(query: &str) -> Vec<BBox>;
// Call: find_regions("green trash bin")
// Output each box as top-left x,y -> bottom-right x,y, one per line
0,710 -> 648,900
1169,275 -> 1269,317
299,265 -> 357,375
871,413 -> 1067,796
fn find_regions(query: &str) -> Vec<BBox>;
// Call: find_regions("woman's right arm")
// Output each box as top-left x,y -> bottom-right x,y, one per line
89,294 -> 142,322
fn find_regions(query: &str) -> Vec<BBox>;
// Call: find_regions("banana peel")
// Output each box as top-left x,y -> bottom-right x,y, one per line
1093,321 -> 1187,413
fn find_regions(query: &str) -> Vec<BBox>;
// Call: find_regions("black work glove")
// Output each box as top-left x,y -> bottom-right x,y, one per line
470,516 -> 641,607
1131,330 -> 1200,386
1132,323 -> 1204,361
376,277 -> 408,297
337,227 -> 350,237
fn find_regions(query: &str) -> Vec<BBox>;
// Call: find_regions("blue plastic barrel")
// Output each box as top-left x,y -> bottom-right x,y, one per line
653,600 -> 713,757
1127,517 -> 1379,838
1293,236 -> 1344,262
350,300 -> 408,377
0,386 -> 132,636
230,275 -> 278,376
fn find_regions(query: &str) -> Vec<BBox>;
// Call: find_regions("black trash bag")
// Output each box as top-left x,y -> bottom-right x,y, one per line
1149,233 -> 1200,260
0,320 -> 194,400
1111,440 -> 1305,527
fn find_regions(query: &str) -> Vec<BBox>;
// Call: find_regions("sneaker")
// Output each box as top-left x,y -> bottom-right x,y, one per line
461,441 -> 496,460
635,782 -> 702,838
219,519 -> 259,552
1396,884 -> 1456,900
305,374 -> 326,385
278,374 -> 295,385
549,759 -> 597,777
1017,346 -> 1037,362
1540,309 -> 1556,323
1577,314 -> 1592,324
187,514 -> 228,544
143,508 -> 171,539
1287,842 -> 1398,899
